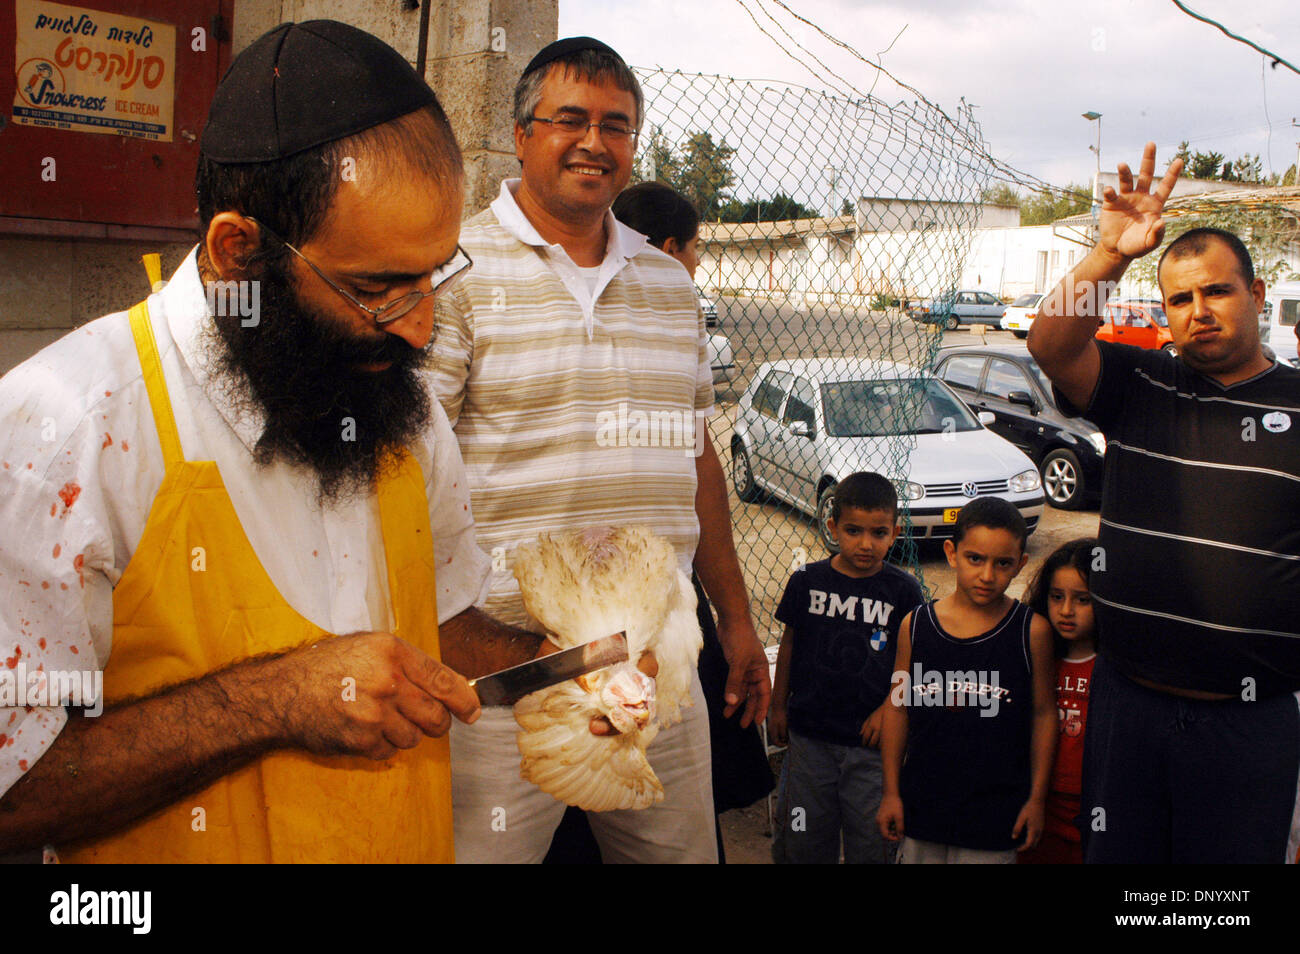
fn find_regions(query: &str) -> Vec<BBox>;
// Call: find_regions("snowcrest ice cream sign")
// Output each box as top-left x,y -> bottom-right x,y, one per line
13,0 -> 175,141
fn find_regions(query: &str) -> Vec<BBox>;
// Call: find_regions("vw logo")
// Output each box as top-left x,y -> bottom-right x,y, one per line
961,481 -> 978,498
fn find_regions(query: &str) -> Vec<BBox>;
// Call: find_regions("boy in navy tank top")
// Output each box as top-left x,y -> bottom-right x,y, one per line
769,472 -> 924,863
877,498 -> 1057,863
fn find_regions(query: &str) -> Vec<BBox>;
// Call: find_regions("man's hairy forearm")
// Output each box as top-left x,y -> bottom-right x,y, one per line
0,655 -> 288,854
438,606 -> 544,679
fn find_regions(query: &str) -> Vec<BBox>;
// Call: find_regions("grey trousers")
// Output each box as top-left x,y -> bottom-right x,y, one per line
772,727 -> 892,864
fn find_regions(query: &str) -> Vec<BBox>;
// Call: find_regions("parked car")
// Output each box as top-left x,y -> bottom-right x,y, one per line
909,289 -> 1006,330
1261,280 -> 1299,367
1000,292 -> 1045,339
731,357 -> 1044,550
1096,298 -> 1175,353
708,331 -> 735,384
935,343 -> 1106,510
697,286 -> 719,328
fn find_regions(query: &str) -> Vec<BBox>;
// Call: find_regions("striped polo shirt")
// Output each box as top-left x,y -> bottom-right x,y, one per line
429,180 -> 714,627
1060,341 -> 1300,696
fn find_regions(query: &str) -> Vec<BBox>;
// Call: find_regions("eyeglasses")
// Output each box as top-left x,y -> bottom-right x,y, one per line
527,114 -> 638,144
247,218 -> 473,325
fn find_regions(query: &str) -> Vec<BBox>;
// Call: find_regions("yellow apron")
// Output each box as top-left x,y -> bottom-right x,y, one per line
63,301 -> 454,863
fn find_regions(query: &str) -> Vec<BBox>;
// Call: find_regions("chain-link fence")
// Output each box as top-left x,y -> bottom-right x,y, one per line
633,67 -> 1005,645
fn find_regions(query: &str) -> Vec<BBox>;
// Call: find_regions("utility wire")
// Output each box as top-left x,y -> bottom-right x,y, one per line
1171,1 -> 1300,76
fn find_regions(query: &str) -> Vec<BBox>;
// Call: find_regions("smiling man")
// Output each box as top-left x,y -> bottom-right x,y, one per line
0,21 -> 548,863
431,37 -> 770,863
1029,144 -> 1300,864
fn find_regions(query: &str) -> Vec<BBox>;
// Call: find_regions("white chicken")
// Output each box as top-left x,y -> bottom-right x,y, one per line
511,526 -> 703,812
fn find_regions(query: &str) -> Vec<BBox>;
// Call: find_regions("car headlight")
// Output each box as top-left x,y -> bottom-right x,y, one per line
1009,469 -> 1041,493
1088,431 -> 1107,456
894,479 -> 925,501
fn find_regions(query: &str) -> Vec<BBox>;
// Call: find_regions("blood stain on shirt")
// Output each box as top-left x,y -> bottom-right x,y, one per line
102,433 -> 113,449
5,646 -> 21,668
0,734 -> 5,746
49,503 -> 56,517
60,583 -> 68,590
40,582 -> 49,589
52,544 -> 60,558
105,390 -> 111,397
38,638 -> 46,650
18,760 -> 27,771
122,441 -> 129,451
312,550 -> 318,557
57,482 -> 81,509
69,645 -> 79,655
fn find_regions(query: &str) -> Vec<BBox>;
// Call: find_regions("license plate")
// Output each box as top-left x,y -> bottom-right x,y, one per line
943,508 -> 960,523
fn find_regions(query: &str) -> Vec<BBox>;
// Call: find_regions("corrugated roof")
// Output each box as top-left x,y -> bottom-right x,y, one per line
1053,185 -> 1300,230
700,214 -> 857,244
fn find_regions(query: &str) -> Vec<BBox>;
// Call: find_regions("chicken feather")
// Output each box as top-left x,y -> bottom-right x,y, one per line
512,526 -> 703,811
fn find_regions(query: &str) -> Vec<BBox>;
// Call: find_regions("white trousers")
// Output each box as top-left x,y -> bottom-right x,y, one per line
451,670 -> 717,863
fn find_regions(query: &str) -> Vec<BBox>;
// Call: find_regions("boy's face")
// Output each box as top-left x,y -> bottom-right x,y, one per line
829,505 -> 899,576
942,525 -> 1028,606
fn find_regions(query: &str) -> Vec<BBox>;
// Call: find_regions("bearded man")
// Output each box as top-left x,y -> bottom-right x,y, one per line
0,20 -> 545,863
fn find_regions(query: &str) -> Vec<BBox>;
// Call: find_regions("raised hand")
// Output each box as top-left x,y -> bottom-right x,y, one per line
1098,142 -> 1183,261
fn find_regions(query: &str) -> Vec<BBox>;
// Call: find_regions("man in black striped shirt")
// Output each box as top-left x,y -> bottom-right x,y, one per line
1029,143 -> 1300,864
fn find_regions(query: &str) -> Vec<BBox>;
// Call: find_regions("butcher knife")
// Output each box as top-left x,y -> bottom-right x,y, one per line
469,632 -> 628,706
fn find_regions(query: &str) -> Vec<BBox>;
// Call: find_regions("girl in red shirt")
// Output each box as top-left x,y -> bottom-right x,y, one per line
1019,538 -> 1098,865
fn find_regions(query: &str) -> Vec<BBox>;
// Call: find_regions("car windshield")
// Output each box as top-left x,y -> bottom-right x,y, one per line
1146,306 -> 1168,327
821,378 -> 980,437
1020,355 -> 1053,397
1012,294 -> 1043,307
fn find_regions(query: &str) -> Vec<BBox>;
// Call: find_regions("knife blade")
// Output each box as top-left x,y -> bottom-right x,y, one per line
469,632 -> 629,706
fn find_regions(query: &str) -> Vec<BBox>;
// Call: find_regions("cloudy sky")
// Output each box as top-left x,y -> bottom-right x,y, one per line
558,0 -> 1300,196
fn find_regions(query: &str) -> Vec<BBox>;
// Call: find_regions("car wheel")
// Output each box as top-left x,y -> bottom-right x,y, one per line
1162,343 -> 1178,355
1012,330 -> 1028,339
1041,448 -> 1085,510
732,443 -> 761,502
945,315 -> 960,331
816,482 -> 839,552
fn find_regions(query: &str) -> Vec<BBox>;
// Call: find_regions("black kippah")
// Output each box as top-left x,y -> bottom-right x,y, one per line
201,20 -> 437,163
521,36 -> 624,78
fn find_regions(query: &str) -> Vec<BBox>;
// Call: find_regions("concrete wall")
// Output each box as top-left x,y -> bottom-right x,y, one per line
0,0 -> 555,376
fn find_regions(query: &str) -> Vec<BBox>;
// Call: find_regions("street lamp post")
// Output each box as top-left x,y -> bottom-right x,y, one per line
1083,111 -> 1102,238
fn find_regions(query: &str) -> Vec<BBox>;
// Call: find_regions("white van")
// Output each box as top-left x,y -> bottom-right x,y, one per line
1262,280 -> 1299,367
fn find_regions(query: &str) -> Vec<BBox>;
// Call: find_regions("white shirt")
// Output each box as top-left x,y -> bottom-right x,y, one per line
0,249 -> 490,798
489,179 -> 652,340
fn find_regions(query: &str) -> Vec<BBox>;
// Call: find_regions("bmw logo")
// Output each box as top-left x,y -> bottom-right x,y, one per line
962,481 -> 978,498
870,630 -> 888,651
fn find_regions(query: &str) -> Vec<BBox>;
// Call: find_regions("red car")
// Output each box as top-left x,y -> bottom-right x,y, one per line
1096,299 -> 1175,353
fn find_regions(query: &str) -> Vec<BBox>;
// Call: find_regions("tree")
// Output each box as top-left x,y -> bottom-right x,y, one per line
675,131 -> 736,220
630,125 -> 681,186
1188,150 -> 1225,180
1172,140 -> 1191,176
1283,164 -> 1298,187
1019,183 -> 1091,226
717,192 -> 819,223
840,198 -> 856,217
1222,153 -> 1263,184
1127,204 -> 1300,289
980,184 -> 1021,208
